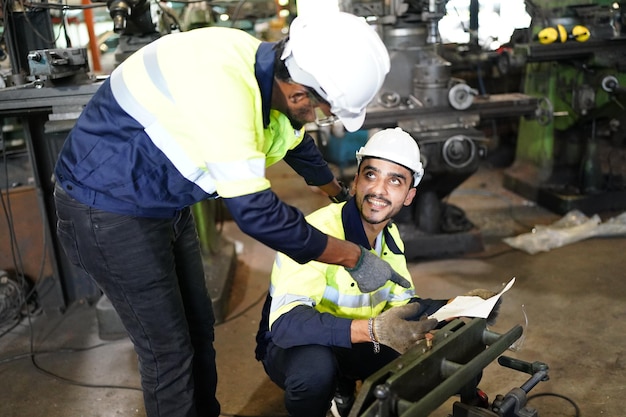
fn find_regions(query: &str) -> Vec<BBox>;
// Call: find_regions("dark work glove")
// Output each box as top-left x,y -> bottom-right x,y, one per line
329,181 -> 351,203
464,289 -> 501,326
373,303 -> 438,353
346,247 -> 411,292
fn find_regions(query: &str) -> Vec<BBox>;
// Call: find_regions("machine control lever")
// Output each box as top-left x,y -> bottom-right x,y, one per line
497,356 -> 549,379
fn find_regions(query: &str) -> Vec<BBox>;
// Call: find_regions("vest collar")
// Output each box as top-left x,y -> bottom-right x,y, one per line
254,42 -> 276,128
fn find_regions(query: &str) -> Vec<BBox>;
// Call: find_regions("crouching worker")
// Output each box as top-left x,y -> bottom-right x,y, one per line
256,128 -> 455,417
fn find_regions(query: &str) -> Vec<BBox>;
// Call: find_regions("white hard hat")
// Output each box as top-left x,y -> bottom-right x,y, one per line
356,128 -> 424,187
281,12 -> 390,133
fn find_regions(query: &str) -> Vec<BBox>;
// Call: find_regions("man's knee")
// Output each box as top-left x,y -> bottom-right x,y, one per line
283,358 -> 336,416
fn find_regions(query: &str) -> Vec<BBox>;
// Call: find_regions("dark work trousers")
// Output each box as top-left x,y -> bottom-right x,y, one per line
54,184 -> 219,417
262,340 -> 399,417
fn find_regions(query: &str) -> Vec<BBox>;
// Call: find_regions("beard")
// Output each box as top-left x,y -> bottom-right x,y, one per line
358,194 -> 395,225
285,107 -> 314,131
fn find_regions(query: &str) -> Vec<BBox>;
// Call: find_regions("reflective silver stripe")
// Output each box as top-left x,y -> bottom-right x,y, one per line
270,282 -> 414,312
270,292 -> 316,314
323,286 -> 375,308
109,41 -> 172,123
323,285 -> 394,309
323,285 -> 414,309
144,124 -> 217,194
206,158 -> 266,182
110,67 -> 218,195
389,289 -> 415,302
110,67 -> 157,128
142,41 -> 174,102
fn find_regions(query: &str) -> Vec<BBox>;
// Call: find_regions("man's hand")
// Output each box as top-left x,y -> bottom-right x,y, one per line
329,181 -> 351,203
346,247 -> 411,292
373,303 -> 438,353
465,288 -> 501,326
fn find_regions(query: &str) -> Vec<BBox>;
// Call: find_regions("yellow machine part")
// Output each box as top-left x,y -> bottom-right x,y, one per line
571,25 -> 591,42
537,24 -> 590,44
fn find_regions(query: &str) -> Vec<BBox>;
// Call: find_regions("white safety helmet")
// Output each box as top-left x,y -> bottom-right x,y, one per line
356,128 -> 424,187
281,12 -> 390,133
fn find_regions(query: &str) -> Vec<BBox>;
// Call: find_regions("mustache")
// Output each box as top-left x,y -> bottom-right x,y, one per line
364,194 -> 391,206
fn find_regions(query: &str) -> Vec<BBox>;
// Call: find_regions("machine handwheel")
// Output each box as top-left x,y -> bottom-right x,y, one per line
448,83 -> 475,110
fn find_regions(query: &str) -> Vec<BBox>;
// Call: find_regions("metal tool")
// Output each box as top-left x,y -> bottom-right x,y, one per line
350,318 -> 549,417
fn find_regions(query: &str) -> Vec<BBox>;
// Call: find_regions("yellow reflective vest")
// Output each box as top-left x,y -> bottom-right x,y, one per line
268,199 -> 416,330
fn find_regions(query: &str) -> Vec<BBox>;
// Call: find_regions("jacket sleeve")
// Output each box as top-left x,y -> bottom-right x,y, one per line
283,133 -> 335,186
271,305 -> 353,349
222,189 -> 328,264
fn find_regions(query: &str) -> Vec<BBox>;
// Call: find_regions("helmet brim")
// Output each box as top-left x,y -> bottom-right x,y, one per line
338,110 -> 366,133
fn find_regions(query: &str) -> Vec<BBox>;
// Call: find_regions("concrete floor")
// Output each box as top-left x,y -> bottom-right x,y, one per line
0,160 -> 624,417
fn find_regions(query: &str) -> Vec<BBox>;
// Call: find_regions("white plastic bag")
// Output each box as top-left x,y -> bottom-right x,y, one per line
503,210 -> 626,254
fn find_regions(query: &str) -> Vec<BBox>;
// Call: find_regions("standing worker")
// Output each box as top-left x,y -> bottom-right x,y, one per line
255,128 -> 501,417
52,11 -> 402,417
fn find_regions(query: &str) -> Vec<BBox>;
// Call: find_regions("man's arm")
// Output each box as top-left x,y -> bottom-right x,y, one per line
350,319 -> 370,343
224,191 -> 409,291
283,133 -> 349,202
282,133 -> 335,186
271,305 -> 353,349
316,235 -> 361,269
224,190 -> 362,267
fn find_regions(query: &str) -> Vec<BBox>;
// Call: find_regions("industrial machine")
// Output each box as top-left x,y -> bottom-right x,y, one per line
92,0 -> 161,66
337,0 -> 545,259
501,0 -> 626,215
352,318 -> 549,417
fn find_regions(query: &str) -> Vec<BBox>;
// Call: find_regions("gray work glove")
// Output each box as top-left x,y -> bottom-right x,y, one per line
464,289 -> 501,326
373,303 -> 439,354
346,246 -> 411,292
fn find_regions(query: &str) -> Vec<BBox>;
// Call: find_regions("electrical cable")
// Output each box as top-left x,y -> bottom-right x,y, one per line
0,339 -> 127,365
444,183 -> 582,414
0,118 -> 143,393
22,1 -> 107,10
60,6 -> 72,47
10,0 -> 58,45
0,271 -> 24,328
216,290 -> 266,326
30,353 -> 143,391
526,392 -> 581,417
230,0 -> 248,28
0,334 -> 142,391
18,288 -> 267,391
0,121 -> 32,330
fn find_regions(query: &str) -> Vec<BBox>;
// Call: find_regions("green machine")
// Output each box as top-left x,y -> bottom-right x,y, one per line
502,0 -> 626,214
351,318 -> 550,417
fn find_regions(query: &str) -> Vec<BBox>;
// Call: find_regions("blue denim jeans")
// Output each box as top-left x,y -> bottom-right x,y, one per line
54,184 -> 219,417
